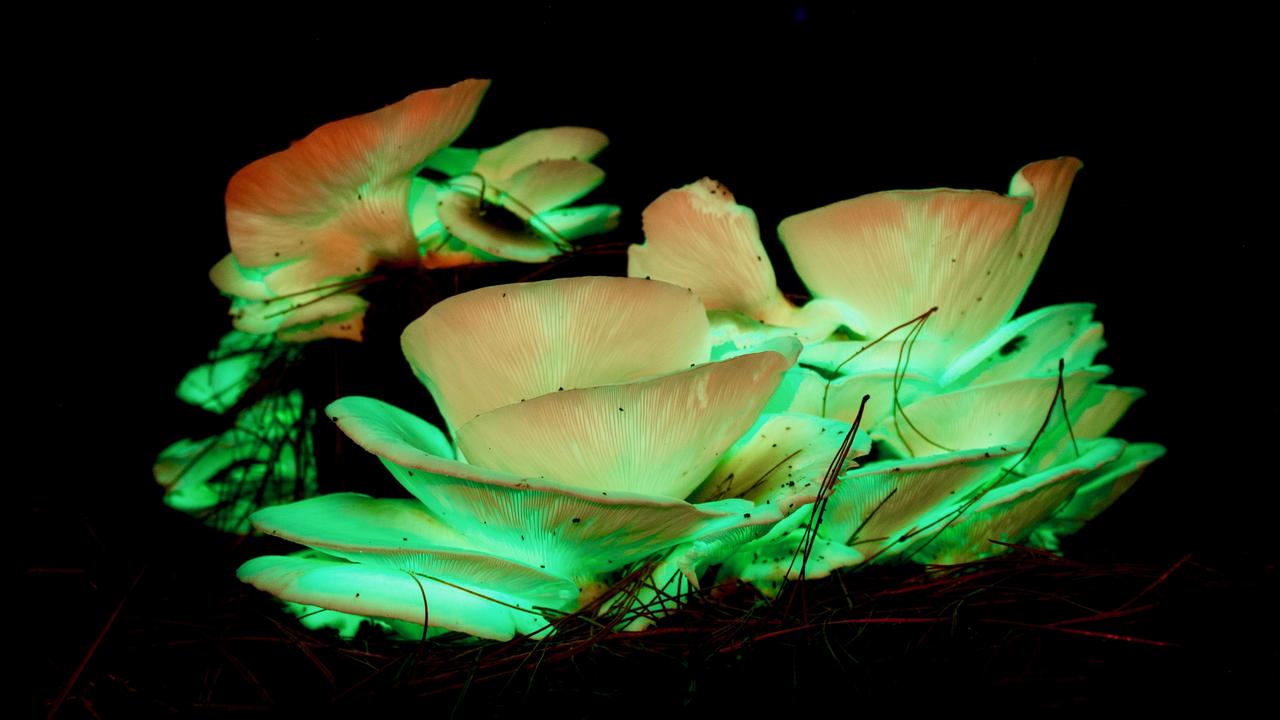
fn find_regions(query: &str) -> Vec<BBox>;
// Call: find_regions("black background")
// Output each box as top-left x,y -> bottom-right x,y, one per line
27,5 -> 1274,714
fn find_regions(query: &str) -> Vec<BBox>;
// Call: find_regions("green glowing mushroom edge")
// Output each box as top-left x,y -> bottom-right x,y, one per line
214,79 -> 621,344
628,158 -> 1164,587
239,276 -> 872,640
235,154 -> 1165,641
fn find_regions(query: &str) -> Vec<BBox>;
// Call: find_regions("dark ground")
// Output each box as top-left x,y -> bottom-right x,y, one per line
23,6 -> 1274,716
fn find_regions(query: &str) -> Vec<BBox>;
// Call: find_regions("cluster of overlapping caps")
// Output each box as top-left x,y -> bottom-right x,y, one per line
156,79 -> 1163,641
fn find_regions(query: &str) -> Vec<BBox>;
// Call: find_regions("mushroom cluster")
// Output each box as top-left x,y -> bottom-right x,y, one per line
627,158 -> 1163,590
214,78 -> 619,343
240,276 -> 868,639
154,80 -> 1163,640
155,79 -> 621,529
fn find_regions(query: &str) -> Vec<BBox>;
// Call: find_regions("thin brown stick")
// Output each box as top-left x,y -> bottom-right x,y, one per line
47,569 -> 144,719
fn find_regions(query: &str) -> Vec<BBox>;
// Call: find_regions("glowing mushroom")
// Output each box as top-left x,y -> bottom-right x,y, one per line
240,277 -> 867,638
215,79 -> 489,342
212,82 -> 621,343
412,127 -> 620,268
626,160 -> 1163,580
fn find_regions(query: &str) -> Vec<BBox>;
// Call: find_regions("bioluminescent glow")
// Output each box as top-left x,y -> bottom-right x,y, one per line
175,330 -> 273,414
155,388 -> 316,533
624,159 -> 1162,595
157,82 -> 626,533
210,80 -> 621,343
630,178 -> 859,349
238,276 -> 866,639
156,137 -> 1164,641
413,127 -> 619,267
